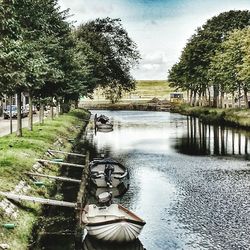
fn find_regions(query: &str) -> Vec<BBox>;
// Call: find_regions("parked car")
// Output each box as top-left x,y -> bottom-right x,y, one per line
3,105 -> 28,119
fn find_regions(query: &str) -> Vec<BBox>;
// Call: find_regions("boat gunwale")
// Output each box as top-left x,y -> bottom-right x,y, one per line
82,204 -> 146,227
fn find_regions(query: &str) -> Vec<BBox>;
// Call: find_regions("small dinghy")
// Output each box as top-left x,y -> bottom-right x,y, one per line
90,158 -> 129,188
82,193 -> 146,243
94,114 -> 113,131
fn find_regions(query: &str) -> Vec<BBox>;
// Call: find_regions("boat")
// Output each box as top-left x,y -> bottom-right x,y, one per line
90,183 -> 129,198
89,158 -> 129,188
82,235 -> 144,250
82,193 -> 146,243
94,114 -> 113,131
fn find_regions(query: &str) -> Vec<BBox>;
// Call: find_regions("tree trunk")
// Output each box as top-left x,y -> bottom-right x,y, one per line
10,96 -> 13,134
220,91 -> 224,109
192,91 -> 197,106
243,88 -> 249,108
59,101 -> 64,115
189,91 -> 193,106
232,92 -> 235,108
198,92 -> 202,106
56,102 -> 60,116
39,103 -> 44,124
28,93 -> 33,131
238,84 -> 241,108
51,104 -> 54,120
213,84 -> 219,108
16,91 -> 22,137
74,99 -> 79,109
208,88 -> 211,107
187,90 -> 190,103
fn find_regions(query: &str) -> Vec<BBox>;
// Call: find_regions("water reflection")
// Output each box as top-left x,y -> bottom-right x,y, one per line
82,236 -> 145,250
175,116 -> 250,158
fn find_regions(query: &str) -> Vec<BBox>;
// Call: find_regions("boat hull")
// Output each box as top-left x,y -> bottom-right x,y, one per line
82,204 -> 145,243
96,122 -> 113,130
86,221 -> 144,243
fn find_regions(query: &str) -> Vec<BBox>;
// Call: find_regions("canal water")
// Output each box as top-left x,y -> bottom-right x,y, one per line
32,110 -> 250,250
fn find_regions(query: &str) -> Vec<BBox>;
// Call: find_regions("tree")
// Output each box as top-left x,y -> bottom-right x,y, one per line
168,10 -> 250,107
75,17 -> 141,103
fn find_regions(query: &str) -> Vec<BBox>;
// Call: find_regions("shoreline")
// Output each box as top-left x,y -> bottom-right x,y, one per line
171,104 -> 250,129
83,101 -> 250,129
0,109 -> 90,250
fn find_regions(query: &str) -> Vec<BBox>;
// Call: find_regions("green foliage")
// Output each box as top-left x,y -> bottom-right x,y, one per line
168,10 -> 250,107
75,17 -> 141,103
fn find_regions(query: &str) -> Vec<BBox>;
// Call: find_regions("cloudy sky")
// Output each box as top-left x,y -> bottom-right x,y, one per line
57,0 -> 250,80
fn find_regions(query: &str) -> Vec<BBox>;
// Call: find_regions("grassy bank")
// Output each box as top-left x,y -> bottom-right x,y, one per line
173,104 -> 250,128
0,109 -> 89,249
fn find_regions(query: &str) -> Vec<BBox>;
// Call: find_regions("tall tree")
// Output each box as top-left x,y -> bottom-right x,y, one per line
168,10 -> 250,107
75,17 -> 141,102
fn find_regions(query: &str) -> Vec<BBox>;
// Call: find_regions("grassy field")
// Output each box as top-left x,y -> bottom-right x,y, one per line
129,80 -> 174,99
82,80 -> 175,105
0,109 -> 89,249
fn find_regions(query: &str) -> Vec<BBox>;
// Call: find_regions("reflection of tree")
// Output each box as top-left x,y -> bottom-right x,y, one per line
174,116 -> 250,157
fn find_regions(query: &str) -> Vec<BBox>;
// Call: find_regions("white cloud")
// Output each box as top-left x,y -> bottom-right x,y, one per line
57,0 -> 250,80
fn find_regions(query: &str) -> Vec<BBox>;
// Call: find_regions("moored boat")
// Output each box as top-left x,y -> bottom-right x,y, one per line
90,158 -> 129,188
82,202 -> 145,243
94,114 -> 113,131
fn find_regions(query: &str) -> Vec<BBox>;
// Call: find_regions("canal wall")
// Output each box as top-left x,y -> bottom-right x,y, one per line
0,109 -> 90,250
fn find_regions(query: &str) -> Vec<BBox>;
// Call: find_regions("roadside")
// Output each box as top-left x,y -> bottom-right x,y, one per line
0,109 -> 90,250
0,115 -> 39,137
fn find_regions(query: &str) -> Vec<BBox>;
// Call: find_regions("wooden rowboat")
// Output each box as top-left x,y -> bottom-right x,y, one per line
82,203 -> 145,243
94,114 -> 113,131
90,158 -> 129,188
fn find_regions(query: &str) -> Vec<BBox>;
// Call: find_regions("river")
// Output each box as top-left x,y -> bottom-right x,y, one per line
32,110 -> 250,250
89,110 -> 250,250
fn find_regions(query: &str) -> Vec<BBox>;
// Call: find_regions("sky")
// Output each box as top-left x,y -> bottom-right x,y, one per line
57,0 -> 250,80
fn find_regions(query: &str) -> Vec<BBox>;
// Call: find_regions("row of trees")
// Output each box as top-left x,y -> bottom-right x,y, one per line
0,0 -> 140,136
168,10 -> 250,108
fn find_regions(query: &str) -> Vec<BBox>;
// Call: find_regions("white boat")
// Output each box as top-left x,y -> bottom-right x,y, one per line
90,158 -> 129,188
83,235 -> 144,250
82,203 -> 146,243
94,114 -> 113,131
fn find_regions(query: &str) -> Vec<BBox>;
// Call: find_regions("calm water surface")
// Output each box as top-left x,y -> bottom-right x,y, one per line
89,110 -> 250,250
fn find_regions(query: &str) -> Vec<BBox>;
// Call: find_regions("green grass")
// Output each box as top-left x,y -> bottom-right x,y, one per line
86,80 -> 174,103
173,104 -> 250,127
127,80 -> 174,99
0,108 -> 89,249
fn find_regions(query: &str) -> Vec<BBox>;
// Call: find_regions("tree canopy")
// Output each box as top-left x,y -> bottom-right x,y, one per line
168,10 -> 250,107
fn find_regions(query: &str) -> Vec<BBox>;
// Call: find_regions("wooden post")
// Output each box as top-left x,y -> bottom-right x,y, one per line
75,151 -> 90,247
25,172 -> 81,183
37,159 -> 85,168
9,96 -> 13,134
28,93 -> 33,131
48,149 -> 86,158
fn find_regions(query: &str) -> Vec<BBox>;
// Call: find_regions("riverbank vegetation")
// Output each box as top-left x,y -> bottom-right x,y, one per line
168,10 -> 250,109
0,0 -> 140,136
0,109 -> 89,249
173,104 -> 250,128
